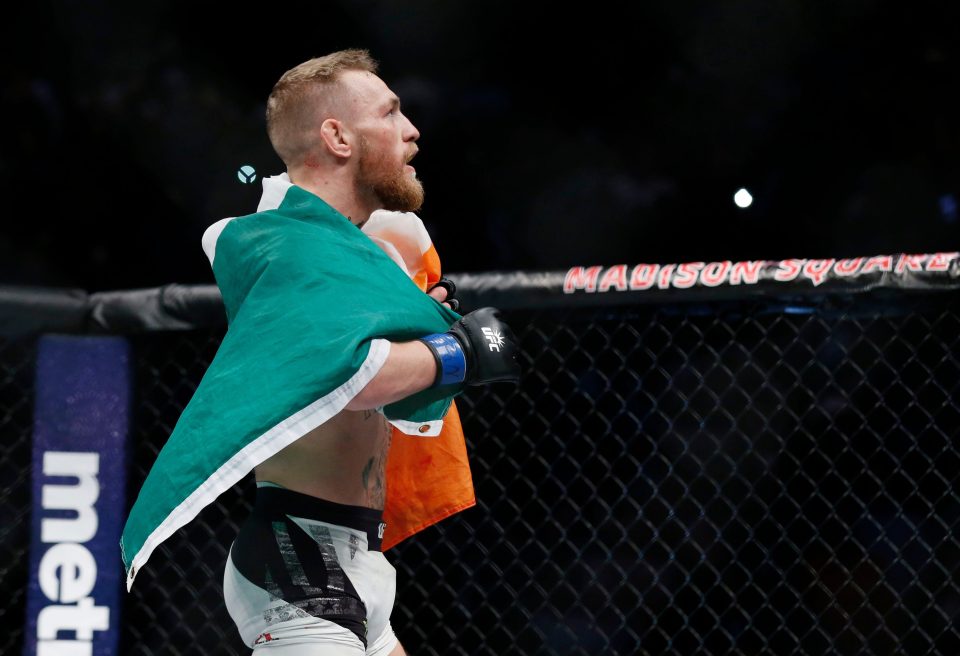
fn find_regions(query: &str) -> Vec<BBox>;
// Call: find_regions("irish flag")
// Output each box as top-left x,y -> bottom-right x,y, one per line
121,174 -> 475,590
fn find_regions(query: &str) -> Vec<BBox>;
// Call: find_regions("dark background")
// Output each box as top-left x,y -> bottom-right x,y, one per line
2,0 -> 958,292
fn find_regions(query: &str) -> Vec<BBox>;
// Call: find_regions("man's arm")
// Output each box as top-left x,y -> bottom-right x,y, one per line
345,282 -> 453,410
346,306 -> 521,411
345,340 -> 436,410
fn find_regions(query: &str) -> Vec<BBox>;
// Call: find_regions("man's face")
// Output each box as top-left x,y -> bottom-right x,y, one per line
357,133 -> 424,212
342,70 -> 424,212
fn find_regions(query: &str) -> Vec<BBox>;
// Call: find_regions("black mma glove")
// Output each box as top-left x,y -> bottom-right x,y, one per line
418,307 -> 520,386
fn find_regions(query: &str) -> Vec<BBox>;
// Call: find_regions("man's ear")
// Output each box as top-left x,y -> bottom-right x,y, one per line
319,118 -> 352,159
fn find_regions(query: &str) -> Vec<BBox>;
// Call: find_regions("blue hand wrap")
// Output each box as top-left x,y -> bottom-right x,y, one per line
420,333 -> 467,386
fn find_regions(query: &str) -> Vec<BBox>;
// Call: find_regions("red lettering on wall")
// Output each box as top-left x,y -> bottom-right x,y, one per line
833,258 -> 864,276
598,265 -> 628,292
630,264 -> 659,290
730,260 -> 764,285
563,266 -> 603,293
862,255 -> 893,273
674,262 -> 704,289
775,259 -> 803,281
927,252 -> 959,271
803,259 -> 835,286
658,264 -> 676,289
701,261 -> 731,287
896,254 -> 925,273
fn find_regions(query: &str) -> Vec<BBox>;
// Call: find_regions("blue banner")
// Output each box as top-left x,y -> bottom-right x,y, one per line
25,336 -> 131,656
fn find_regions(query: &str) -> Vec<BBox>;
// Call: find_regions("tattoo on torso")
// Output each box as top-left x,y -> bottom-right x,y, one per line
360,410 -> 391,509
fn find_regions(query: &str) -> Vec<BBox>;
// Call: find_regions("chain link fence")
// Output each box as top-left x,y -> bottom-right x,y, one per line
3,290 -> 960,655
0,338 -> 36,656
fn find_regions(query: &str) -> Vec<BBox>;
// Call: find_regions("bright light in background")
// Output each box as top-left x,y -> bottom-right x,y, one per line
734,188 -> 753,208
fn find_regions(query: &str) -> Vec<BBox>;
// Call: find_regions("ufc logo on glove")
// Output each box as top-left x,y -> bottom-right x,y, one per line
482,327 -> 505,352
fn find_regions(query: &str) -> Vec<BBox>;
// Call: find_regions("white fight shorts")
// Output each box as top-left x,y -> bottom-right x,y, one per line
224,484 -> 399,655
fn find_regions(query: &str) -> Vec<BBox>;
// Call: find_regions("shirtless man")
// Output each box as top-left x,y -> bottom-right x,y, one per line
221,50 -> 519,655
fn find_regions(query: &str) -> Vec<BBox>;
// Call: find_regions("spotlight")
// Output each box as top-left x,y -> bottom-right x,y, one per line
734,188 -> 753,209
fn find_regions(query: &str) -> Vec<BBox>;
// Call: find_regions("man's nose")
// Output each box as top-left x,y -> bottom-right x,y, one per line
403,115 -> 420,142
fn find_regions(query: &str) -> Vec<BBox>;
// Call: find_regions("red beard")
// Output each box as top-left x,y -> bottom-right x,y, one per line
357,137 -> 425,212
